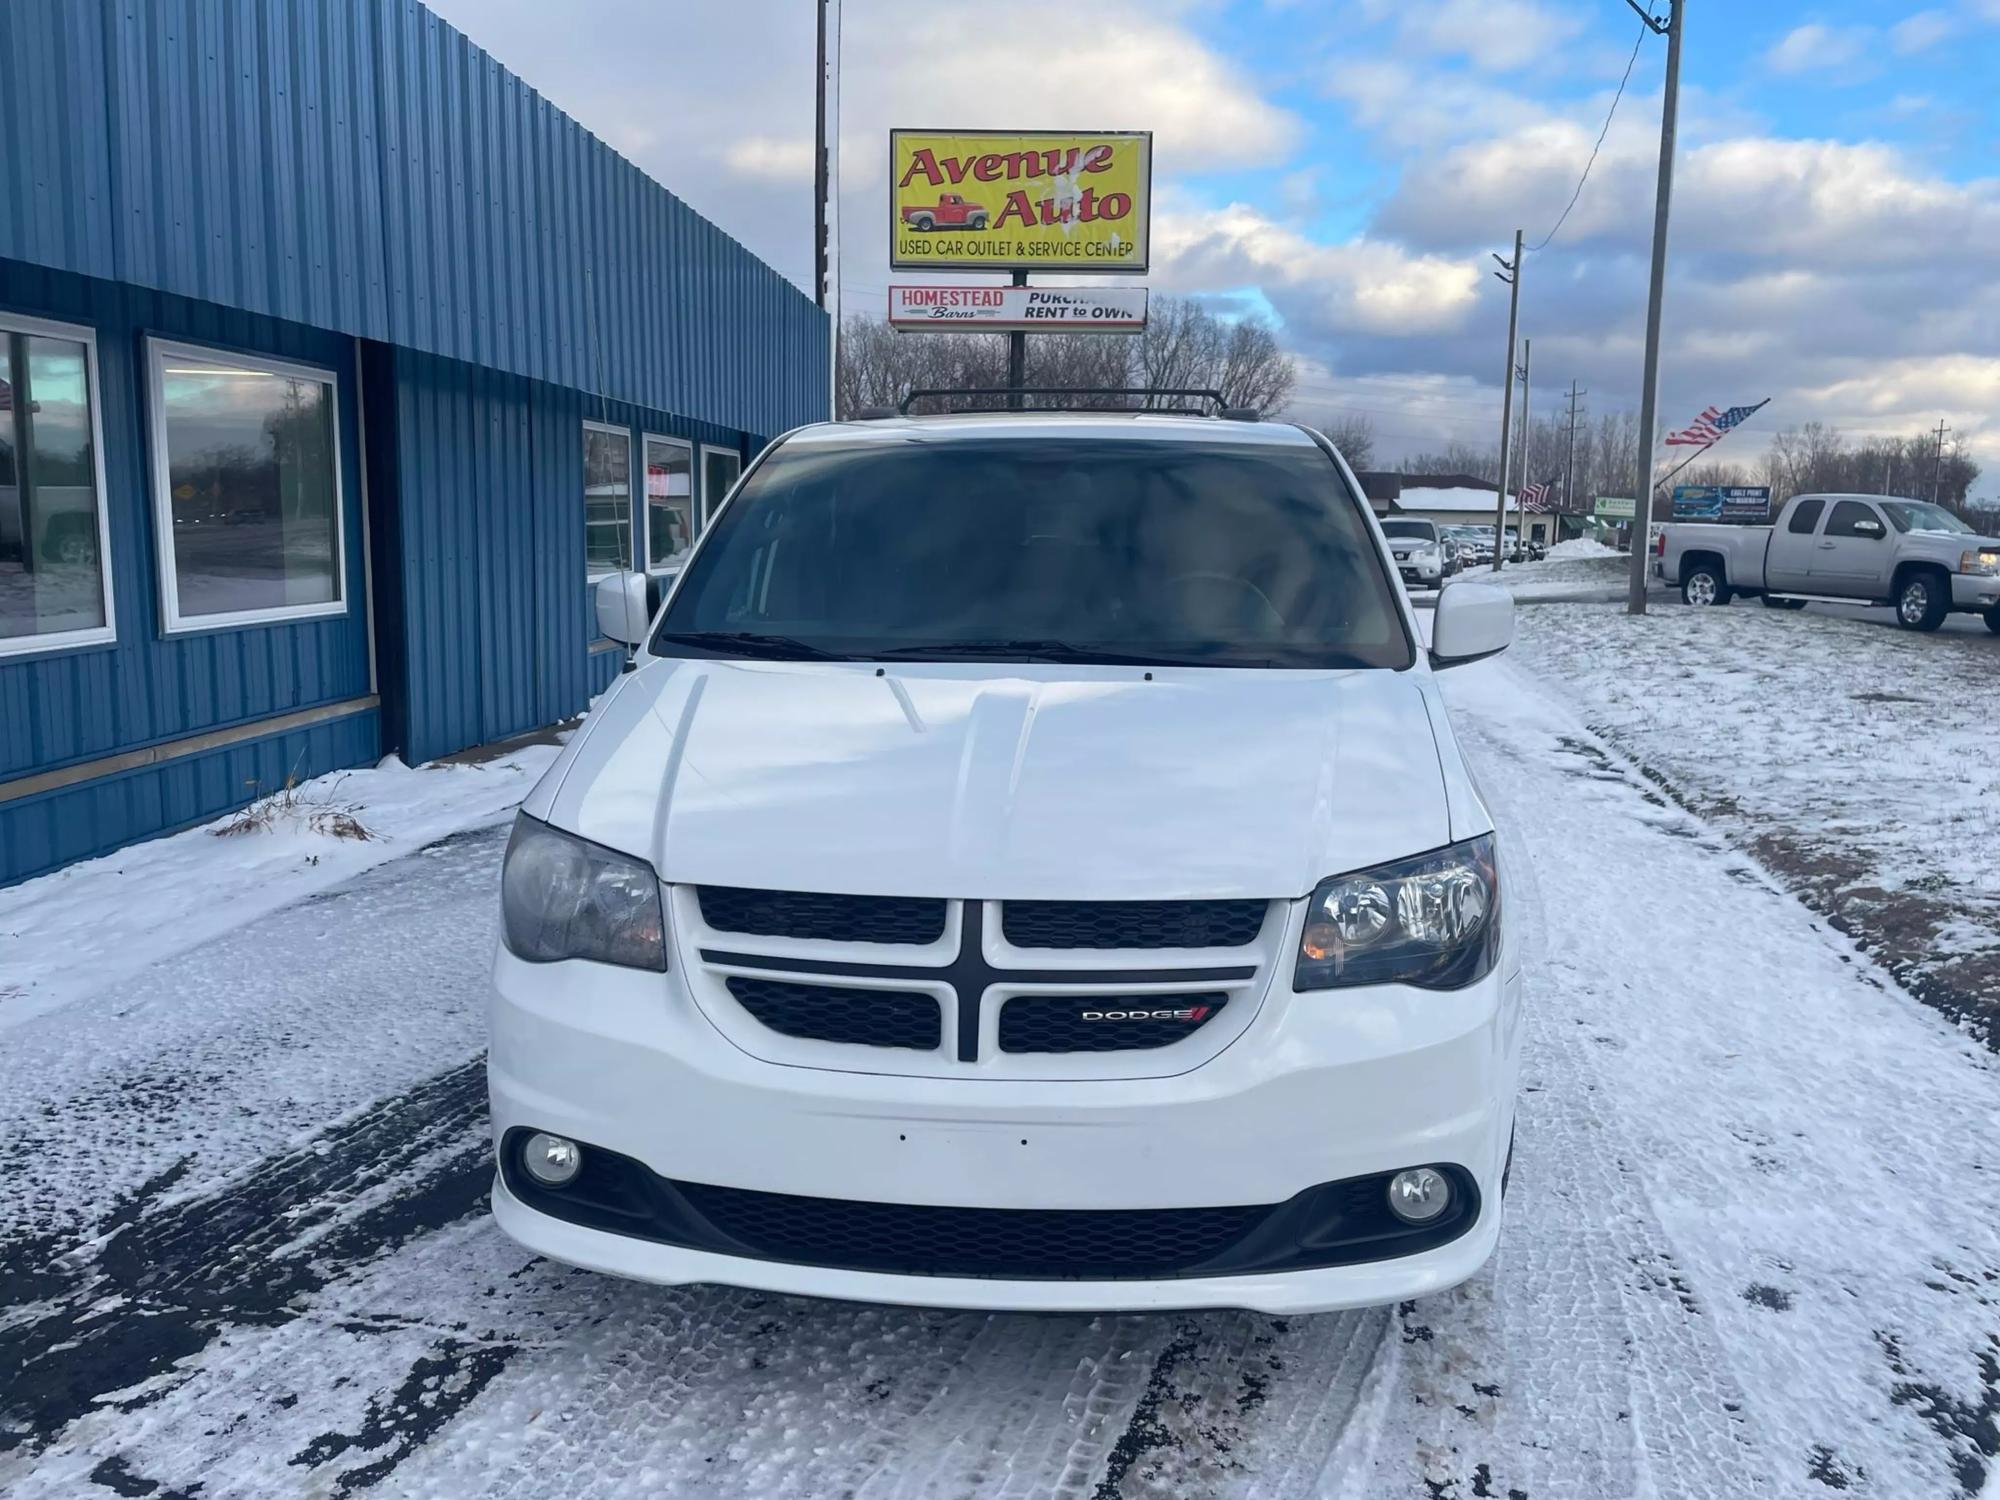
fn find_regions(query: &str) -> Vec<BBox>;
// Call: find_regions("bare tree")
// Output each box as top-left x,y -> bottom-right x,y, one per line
836,296 -> 1296,417
1312,416 -> 1375,469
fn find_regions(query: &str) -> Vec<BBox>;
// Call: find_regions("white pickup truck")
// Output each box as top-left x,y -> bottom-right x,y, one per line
1655,492 -> 2000,632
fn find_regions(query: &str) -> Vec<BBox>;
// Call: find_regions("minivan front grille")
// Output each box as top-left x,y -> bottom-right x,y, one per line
727,977 -> 941,1050
997,994 -> 1227,1053
697,886 -> 947,945
1001,899 -> 1268,950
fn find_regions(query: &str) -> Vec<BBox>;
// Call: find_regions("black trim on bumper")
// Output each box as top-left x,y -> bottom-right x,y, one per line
498,1129 -> 1481,1281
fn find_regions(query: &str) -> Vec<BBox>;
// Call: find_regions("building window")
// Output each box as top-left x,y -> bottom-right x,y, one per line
1,315 -> 115,656
643,434 -> 695,568
584,421 -> 634,574
700,444 -> 742,526
149,340 -> 345,631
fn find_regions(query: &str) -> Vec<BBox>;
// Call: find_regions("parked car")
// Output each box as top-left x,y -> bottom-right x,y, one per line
1448,524 -> 1495,568
1656,493 -> 2000,632
1502,527 -> 1528,564
901,193 -> 989,231
492,404 -> 1523,1316
1379,516 -> 1458,588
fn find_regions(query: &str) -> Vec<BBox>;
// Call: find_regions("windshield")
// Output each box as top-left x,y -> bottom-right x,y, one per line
1381,520 -> 1435,541
652,434 -> 1413,670
1881,501 -> 1973,535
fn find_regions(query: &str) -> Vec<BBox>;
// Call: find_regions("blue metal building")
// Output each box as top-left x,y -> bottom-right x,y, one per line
0,0 -> 827,885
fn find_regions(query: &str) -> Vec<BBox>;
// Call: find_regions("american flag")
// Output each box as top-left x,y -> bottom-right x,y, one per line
1519,478 -> 1557,511
1665,401 -> 1766,446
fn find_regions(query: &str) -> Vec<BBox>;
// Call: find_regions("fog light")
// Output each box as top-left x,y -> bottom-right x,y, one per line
522,1132 -> 582,1188
1386,1167 -> 1452,1224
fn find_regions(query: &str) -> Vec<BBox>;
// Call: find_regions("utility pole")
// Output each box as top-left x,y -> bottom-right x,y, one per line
1491,230 -> 1523,574
1627,0 -> 1680,615
813,0 -> 842,412
1516,338 -> 1532,553
1564,380 -> 1586,537
1931,419 -> 1950,503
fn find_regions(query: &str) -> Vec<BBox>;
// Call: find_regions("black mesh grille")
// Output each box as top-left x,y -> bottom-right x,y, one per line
1002,899 -> 1268,949
679,1182 -> 1266,1279
697,886 -> 947,945
998,994 -> 1227,1053
727,978 -> 941,1050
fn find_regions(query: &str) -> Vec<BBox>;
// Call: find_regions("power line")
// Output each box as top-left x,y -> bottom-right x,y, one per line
1527,13 -> 1652,254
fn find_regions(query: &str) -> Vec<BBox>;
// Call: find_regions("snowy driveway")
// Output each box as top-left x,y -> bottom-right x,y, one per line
4,652 -> 1998,1498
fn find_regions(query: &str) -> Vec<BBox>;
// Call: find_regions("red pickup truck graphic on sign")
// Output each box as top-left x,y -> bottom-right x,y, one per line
901,193 -> 989,231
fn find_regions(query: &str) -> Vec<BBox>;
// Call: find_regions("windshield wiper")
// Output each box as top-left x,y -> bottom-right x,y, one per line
652,630 -> 850,661
872,638 -> 1222,668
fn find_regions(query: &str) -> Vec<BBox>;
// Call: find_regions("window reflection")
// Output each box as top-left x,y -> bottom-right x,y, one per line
1,329 -> 109,645
158,352 -> 340,621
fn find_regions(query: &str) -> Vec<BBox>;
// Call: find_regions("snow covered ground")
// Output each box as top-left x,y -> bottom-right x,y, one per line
3,639 -> 1997,1498
1510,599 -> 2000,1047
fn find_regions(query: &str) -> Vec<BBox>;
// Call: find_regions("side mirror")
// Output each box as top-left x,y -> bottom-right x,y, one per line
1853,519 -> 1884,537
1430,582 -> 1513,669
594,570 -> 650,650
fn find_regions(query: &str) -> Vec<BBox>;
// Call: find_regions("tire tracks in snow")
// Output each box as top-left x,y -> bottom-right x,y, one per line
0,1057 -> 498,1481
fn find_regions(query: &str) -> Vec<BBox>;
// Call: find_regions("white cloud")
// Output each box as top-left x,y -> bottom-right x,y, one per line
1765,23 -> 1870,74
1889,9 -> 1955,52
723,137 -> 814,185
1152,203 -> 1481,338
1363,0 -> 1584,72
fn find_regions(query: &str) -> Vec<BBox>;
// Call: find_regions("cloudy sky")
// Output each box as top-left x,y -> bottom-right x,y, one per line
426,0 -> 2000,482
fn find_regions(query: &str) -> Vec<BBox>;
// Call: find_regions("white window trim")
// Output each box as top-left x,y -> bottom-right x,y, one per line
639,431 -> 693,572
699,443 -> 742,528
0,311 -> 118,659
583,419 -> 636,578
147,337 -> 349,635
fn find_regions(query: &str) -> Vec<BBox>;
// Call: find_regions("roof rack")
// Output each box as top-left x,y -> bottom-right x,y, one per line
895,385 -> 1249,418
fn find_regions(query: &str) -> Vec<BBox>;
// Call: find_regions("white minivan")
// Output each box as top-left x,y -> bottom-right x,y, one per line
489,405 -> 1523,1314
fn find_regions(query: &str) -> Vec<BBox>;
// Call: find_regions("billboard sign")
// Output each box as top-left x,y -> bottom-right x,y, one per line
1672,484 -> 1772,523
888,284 -> 1148,332
890,130 -> 1152,273
1594,495 -> 1636,520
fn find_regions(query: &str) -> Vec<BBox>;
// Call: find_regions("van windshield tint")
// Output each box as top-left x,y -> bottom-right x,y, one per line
653,435 -> 1413,670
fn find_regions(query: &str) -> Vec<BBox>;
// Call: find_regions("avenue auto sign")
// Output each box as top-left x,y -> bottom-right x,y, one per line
887,284 -> 1148,332
890,130 -> 1152,273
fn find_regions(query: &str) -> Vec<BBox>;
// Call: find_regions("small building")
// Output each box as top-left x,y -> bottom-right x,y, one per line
0,0 -> 827,885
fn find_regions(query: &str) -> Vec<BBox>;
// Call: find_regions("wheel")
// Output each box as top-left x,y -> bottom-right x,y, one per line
1680,561 -> 1730,607
912,213 -> 934,231
1894,570 -> 1949,632
1761,595 -> 1806,610
967,213 -> 988,230
1986,605 -> 2000,635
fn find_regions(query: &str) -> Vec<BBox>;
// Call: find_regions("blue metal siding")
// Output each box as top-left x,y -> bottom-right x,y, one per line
0,0 -> 827,436
0,707 -> 380,885
385,348 -> 750,766
0,259 -> 374,788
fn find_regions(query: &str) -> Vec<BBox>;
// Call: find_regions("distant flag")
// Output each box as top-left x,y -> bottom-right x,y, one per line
1519,477 -> 1559,511
1665,399 -> 1769,446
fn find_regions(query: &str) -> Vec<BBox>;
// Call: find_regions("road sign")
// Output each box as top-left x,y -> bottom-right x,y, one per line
1594,495 -> 1636,520
888,285 -> 1147,332
890,130 -> 1152,274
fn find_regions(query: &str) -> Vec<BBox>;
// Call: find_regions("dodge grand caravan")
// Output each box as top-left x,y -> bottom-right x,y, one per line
490,406 -> 1523,1314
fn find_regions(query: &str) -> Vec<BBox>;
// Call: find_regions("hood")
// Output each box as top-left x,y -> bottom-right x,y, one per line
537,660 -> 1451,900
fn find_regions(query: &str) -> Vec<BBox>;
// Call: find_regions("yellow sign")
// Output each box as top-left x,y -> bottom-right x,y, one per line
890,130 -> 1152,274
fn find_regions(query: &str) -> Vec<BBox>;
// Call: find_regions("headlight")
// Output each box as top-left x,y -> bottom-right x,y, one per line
1295,834 -> 1499,991
500,814 -> 667,970
1960,549 -> 2000,576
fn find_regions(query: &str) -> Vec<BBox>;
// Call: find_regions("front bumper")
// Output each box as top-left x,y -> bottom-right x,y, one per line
488,948 -> 1522,1314
1952,573 -> 2000,610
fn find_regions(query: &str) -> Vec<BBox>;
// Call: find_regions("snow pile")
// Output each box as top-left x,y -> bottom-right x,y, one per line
1545,537 -> 1622,561
0,745 -> 564,1031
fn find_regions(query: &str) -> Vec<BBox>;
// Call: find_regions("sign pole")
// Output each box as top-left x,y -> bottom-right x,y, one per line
1491,230 -> 1523,574
1007,269 -> 1027,410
